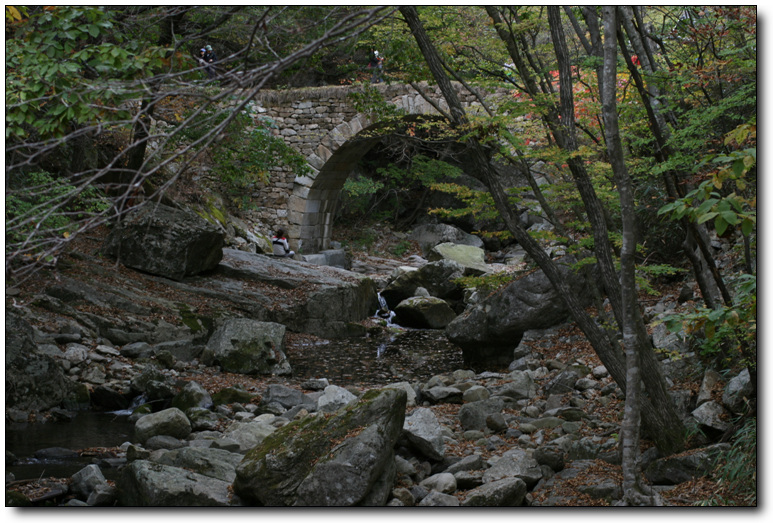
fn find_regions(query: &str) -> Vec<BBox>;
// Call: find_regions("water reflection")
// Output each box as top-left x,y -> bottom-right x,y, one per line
6,411 -> 134,481
285,329 -> 468,388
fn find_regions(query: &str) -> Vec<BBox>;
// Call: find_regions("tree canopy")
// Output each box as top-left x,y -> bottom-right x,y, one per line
4,4 -> 757,506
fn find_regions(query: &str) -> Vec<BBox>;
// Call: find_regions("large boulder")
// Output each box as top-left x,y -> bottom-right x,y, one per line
5,310 -> 84,411
446,257 -> 586,367
380,259 -> 466,310
218,249 -> 379,339
134,407 -> 192,445
402,407 -> 446,461
409,223 -> 484,256
427,242 -> 489,276
234,387 -> 407,506
154,447 -> 245,483
117,460 -> 239,506
202,318 -> 291,376
393,296 -> 457,329
644,444 -> 730,485
102,203 -> 225,281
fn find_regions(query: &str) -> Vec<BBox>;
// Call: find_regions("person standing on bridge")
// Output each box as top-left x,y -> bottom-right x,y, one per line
368,50 -> 384,84
272,229 -> 295,258
203,45 -> 217,78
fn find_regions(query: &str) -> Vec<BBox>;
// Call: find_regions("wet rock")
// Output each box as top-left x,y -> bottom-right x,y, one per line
35,447 -> 79,460
91,384 -> 131,411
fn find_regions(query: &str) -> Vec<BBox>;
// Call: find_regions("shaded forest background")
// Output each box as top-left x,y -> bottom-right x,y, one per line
4,5 -> 757,506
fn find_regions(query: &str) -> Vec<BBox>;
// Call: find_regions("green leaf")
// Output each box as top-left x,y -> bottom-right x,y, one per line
697,211 -> 718,224
720,210 -> 739,225
741,218 -> 753,236
714,216 -> 729,236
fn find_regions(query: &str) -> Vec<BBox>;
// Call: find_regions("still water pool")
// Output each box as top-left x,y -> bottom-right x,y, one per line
6,411 -> 135,481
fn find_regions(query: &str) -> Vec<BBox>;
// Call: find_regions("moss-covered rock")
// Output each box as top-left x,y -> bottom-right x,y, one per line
234,387 -> 407,506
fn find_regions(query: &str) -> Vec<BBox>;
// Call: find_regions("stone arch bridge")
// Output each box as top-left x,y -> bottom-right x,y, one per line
247,82 -> 509,254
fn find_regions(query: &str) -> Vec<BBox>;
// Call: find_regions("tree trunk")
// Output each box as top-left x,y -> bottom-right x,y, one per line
601,7 -> 664,505
618,6 -> 732,307
404,5 -> 685,453
549,6 -> 685,453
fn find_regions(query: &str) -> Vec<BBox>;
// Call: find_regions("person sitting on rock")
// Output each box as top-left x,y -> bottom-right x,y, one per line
272,229 -> 295,258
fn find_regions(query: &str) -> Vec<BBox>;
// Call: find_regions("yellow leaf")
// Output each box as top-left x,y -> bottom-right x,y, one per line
63,231 -> 70,239
7,6 -> 21,20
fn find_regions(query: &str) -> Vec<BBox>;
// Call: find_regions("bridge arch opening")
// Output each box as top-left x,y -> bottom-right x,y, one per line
287,114 -> 459,254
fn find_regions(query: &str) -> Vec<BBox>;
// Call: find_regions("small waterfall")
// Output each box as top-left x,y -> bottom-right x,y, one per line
375,292 -> 397,325
109,393 -> 148,416
375,293 -> 401,358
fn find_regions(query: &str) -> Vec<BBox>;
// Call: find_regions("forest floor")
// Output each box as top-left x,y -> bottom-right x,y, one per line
6,221 -> 752,508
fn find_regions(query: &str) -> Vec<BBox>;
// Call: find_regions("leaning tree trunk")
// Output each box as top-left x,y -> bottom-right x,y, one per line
403,4 -> 685,453
548,6 -> 685,453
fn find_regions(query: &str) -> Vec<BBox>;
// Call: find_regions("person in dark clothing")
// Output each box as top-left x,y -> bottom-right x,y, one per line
368,50 -> 384,84
202,45 -> 217,78
271,229 -> 295,258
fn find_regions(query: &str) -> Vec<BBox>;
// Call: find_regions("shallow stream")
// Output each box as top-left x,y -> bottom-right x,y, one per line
6,327 -> 476,481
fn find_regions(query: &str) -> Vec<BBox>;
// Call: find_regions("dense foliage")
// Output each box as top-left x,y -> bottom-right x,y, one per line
4,7 -> 756,501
